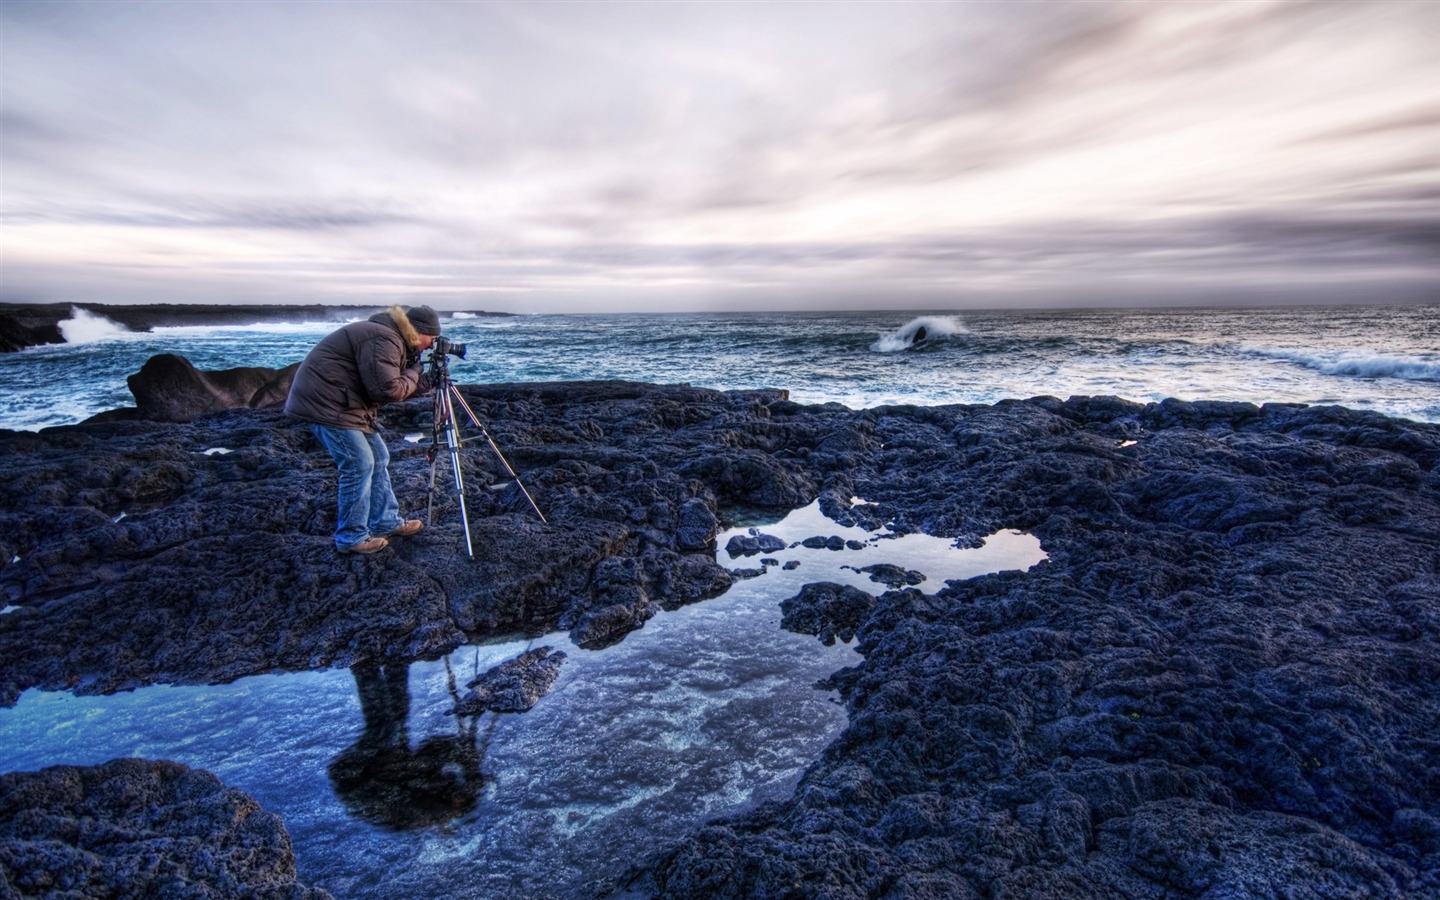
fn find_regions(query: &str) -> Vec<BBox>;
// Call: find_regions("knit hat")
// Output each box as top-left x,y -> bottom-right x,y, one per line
407,305 -> 442,336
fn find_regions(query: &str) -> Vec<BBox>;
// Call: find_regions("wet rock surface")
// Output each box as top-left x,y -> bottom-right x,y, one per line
2,378 -> 1438,897
0,381 -> 765,701
451,646 -> 566,715
780,582 -> 877,647
0,758 -> 330,898
625,395 -> 1440,897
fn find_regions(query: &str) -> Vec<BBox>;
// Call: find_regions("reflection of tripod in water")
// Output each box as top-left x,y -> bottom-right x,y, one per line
328,660 -> 485,830
327,652 -> 518,830
425,337 -> 546,559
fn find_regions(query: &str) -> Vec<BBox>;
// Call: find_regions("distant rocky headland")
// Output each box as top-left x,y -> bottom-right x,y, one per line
0,302 -> 512,352
1,359 -> 1437,896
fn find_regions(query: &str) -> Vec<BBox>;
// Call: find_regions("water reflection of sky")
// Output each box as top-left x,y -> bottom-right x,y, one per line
0,503 -> 1046,897
718,500 -> 1047,596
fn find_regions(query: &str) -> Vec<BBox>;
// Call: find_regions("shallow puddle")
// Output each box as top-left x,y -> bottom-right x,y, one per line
0,502 -> 1045,898
718,500 -> 1047,595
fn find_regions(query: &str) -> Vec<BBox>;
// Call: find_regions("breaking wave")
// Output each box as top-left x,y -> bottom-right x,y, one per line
870,316 -> 968,353
1246,347 -> 1440,383
58,307 -> 131,344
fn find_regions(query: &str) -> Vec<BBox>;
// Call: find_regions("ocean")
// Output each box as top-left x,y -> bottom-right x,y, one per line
1,304 -> 1437,431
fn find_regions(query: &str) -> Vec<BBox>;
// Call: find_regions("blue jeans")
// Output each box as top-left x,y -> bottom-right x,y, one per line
312,425 -> 405,550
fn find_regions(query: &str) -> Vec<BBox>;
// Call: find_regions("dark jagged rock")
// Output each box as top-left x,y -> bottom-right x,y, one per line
779,582 -> 877,646
451,646 -> 566,716
0,310 -> 64,353
848,562 -> 925,588
0,380 -> 770,705
621,398 -> 1440,898
2,371 -> 1438,897
801,534 -> 848,551
723,532 -> 786,557
125,353 -> 301,422
0,758 -> 330,897
675,498 -> 719,551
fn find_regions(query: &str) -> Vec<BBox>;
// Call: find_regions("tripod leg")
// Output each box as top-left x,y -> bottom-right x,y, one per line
440,388 -> 475,559
449,384 -> 548,524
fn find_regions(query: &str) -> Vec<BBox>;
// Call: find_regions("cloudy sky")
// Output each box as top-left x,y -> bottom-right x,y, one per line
2,0 -> 1437,313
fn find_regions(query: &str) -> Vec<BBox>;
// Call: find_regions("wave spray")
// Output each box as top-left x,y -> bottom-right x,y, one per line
870,316 -> 968,353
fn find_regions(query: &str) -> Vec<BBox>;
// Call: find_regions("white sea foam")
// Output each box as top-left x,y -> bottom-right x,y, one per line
870,316 -> 968,353
58,307 -> 131,343
1245,346 -> 1440,383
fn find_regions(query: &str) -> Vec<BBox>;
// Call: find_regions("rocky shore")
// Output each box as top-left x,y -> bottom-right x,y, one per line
2,374 -> 1437,896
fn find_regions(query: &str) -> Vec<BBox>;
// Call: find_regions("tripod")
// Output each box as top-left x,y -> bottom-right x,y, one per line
426,342 -> 546,559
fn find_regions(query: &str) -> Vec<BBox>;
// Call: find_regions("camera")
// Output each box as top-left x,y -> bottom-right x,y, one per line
432,336 -> 467,360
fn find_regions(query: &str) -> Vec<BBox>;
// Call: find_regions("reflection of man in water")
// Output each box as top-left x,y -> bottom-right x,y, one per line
328,661 -> 483,830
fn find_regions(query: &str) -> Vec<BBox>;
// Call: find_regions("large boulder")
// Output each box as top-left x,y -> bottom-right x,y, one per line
126,353 -> 300,422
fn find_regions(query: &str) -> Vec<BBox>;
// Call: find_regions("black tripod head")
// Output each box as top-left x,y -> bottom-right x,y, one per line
427,336 -> 468,384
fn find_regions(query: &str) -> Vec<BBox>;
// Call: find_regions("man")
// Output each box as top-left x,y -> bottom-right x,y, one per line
286,305 -> 442,554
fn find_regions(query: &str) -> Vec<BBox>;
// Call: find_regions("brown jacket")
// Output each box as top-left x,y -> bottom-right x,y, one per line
284,306 -> 431,432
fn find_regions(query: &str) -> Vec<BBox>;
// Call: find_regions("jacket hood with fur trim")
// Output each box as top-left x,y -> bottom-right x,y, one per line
382,305 -> 423,350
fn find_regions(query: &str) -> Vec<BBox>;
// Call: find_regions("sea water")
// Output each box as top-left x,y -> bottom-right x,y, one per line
0,304 -> 1437,430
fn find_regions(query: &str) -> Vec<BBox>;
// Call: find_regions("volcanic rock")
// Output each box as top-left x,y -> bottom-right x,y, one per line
451,646 -> 566,716
125,352 -> 300,422
723,532 -> 786,557
1,374 -> 1438,897
0,380 -> 766,704
779,581 -> 877,646
621,396 -> 1440,898
0,309 -> 64,353
848,562 -> 925,588
0,757 -> 329,897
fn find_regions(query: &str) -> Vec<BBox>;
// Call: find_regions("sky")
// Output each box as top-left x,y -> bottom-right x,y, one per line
1,0 -> 1437,314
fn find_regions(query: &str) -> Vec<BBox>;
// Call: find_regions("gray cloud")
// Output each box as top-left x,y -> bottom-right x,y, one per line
2,0 -> 1437,311
4,198 -> 415,232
